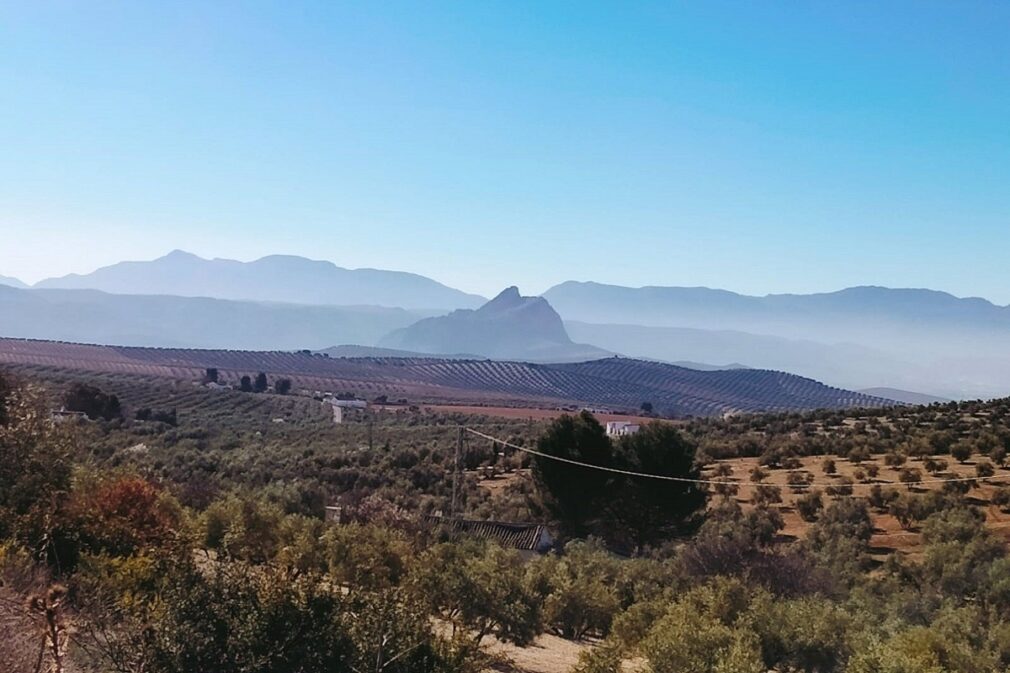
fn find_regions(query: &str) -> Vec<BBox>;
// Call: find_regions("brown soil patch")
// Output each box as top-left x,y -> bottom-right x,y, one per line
707,454 -> 1010,556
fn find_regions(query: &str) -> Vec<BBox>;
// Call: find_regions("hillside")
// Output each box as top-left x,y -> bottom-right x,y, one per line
319,344 -> 480,359
0,338 -> 891,416
380,287 -> 611,362
0,274 -> 26,288
0,285 -> 425,350
565,320 -> 921,394
857,387 -> 950,405
35,250 -> 485,311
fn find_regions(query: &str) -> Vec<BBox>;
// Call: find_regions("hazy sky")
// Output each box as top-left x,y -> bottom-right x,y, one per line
1,2 -> 1009,302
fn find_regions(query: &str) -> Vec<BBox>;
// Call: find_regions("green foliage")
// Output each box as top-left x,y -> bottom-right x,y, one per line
322,522 -> 414,592
9,368 -> 1010,673
532,540 -> 622,640
611,423 -> 707,549
920,507 -> 1005,598
951,442 -> 972,463
804,498 -> 874,583
569,640 -> 623,673
410,540 -> 541,646
64,382 -> 122,421
138,562 -> 353,673
532,414 -> 706,550
531,412 -> 614,539
796,489 -> 824,522
0,382 -> 75,564
639,580 -> 763,673
253,372 -> 268,393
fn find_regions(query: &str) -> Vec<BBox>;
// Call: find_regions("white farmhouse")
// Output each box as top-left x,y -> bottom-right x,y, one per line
606,421 -> 641,437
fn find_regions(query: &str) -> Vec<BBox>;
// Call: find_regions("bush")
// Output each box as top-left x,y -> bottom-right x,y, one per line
868,484 -> 899,512
64,382 -> 122,421
898,467 -> 923,490
786,470 -> 813,493
884,452 -> 907,468
825,477 -> 854,498
977,460 -> 996,478
751,484 -> 782,507
796,490 -> 824,522
534,541 -> 621,640
992,487 -> 1010,511
951,442 -> 972,463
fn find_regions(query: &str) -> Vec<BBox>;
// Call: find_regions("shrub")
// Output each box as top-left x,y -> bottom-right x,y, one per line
993,487 -> 1010,512
786,470 -> 813,493
951,442 -> 972,464
825,477 -> 854,498
796,490 -> 824,522
751,484 -> 782,507
898,467 -> 923,491
867,485 -> 899,512
883,452 -> 907,468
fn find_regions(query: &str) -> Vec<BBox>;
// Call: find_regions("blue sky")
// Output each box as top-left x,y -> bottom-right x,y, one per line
1,2 -> 1009,302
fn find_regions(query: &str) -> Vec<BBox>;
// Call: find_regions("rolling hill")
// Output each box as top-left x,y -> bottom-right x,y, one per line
564,320 -> 921,394
0,275 -> 27,289
380,287 -> 611,362
35,250 -> 485,311
0,338 -> 892,417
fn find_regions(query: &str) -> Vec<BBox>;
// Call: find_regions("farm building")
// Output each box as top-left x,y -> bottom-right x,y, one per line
51,407 -> 88,423
424,515 -> 554,557
326,397 -> 368,409
606,421 -> 640,437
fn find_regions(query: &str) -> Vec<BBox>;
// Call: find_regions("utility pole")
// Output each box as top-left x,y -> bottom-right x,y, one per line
450,426 -> 462,518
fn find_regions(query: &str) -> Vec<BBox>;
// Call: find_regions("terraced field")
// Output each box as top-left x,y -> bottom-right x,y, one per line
0,338 -> 890,416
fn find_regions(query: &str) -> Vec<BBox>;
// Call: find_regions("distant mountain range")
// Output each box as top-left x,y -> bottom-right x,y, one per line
0,275 -> 27,289
380,287 -> 611,362
0,285 -> 425,350
34,250 -> 484,311
545,282 -> 1010,399
4,251 -> 1009,399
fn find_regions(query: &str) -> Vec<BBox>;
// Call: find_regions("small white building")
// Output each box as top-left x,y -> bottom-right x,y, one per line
323,396 -> 368,409
606,421 -> 641,437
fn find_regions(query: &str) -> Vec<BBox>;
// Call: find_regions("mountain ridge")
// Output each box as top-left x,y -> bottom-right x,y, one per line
380,287 -> 611,362
0,285 -> 426,351
0,275 -> 27,289
35,250 -> 485,311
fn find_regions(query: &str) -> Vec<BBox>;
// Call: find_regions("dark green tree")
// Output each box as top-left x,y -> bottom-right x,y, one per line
239,375 -> 253,393
253,372 -> 268,393
63,382 -> 121,421
531,412 -> 615,540
611,423 -> 707,550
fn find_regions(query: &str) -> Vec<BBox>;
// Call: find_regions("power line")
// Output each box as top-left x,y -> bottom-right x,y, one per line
464,426 -> 1010,489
